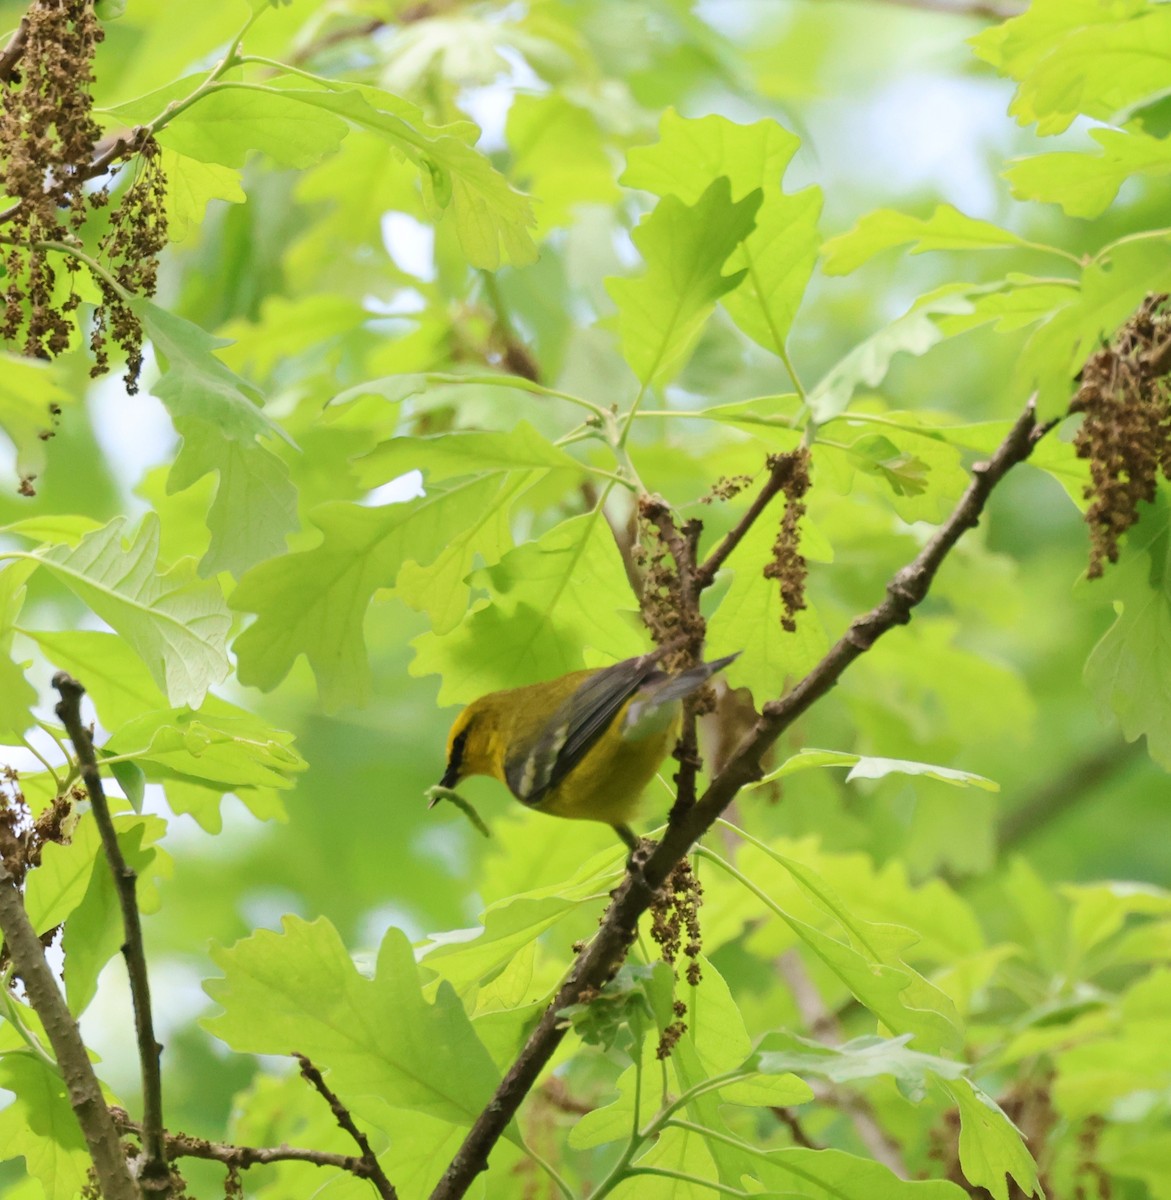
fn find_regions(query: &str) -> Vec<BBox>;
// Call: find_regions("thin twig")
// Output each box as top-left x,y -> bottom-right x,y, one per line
428,399 -> 1051,1200
295,1053 -> 399,1200
0,14 -> 29,85
771,1106 -> 824,1151
0,868 -> 137,1199
52,671 -> 171,1196
112,1109 -> 376,1177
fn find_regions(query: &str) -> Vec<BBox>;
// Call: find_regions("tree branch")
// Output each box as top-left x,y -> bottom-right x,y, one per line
428,399 -> 1052,1199
295,1053 -> 399,1200
112,1109 -> 385,1182
0,14 -> 29,85
0,867 -> 137,1200
52,672 -> 171,1196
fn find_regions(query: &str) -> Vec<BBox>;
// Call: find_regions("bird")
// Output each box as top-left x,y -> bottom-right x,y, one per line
434,648 -> 739,849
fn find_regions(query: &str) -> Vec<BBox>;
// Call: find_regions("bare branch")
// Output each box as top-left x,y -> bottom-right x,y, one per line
0,868 -> 137,1200
295,1053 -> 399,1200
429,399 -> 1052,1199
112,1109 -> 378,1178
52,671 -> 171,1196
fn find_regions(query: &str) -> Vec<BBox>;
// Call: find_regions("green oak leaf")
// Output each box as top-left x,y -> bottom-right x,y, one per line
0,1055 -> 89,1200
204,918 -> 500,1125
410,511 -> 646,705
605,176 -> 761,386
706,516 -> 828,706
125,80 -> 349,168
1084,496 -> 1171,771
34,515 -> 231,708
353,421 -> 578,488
971,0 -> 1171,135
232,477 -> 506,707
758,749 -> 998,791
822,204 -> 1032,275
160,148 -> 245,241
945,1078 -> 1042,1200
138,300 -> 299,576
1005,127 -> 1171,219
0,353 -> 69,489
753,1031 -> 968,1103
622,109 -> 821,359
281,85 -> 536,269
103,706 -> 305,792
0,560 -> 36,740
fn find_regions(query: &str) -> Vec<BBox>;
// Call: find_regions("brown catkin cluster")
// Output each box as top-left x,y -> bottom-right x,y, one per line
91,134 -> 168,389
1072,293 -> 1171,578
636,495 -> 706,664
701,473 -> 754,504
1,0 -> 104,357
649,858 -> 704,1058
0,765 -> 74,896
762,449 -> 811,631
0,1 -> 167,394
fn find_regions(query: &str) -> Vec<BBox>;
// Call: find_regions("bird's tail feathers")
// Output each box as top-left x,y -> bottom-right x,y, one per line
622,651 -> 740,738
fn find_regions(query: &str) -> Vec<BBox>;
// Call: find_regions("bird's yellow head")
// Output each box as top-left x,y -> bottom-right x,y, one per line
439,698 -> 502,788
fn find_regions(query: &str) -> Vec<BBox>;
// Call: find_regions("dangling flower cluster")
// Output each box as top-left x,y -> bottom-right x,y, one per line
0,0 -> 105,359
636,494 -> 706,664
1072,292 -> 1171,578
1,0 -> 167,394
91,133 -> 168,389
762,448 -> 811,631
649,857 -> 704,1058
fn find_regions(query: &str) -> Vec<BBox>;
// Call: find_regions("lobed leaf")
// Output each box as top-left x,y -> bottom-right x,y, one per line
34,515 -> 231,708
606,176 -> 762,386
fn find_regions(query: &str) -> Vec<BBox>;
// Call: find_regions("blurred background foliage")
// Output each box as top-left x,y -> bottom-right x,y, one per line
2,0 -> 1171,1196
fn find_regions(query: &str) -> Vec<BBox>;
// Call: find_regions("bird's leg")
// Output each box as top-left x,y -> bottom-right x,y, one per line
614,824 -> 639,853
613,824 -> 655,877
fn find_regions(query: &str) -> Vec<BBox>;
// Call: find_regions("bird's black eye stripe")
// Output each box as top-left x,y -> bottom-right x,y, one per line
441,727 -> 470,787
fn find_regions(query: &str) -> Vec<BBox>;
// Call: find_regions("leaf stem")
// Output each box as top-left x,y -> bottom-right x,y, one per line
517,1138 -> 575,1200
17,734 -> 62,790
626,1166 -> 754,1196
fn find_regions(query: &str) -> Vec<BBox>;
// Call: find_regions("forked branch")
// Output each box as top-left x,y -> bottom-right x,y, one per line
429,399 -> 1051,1200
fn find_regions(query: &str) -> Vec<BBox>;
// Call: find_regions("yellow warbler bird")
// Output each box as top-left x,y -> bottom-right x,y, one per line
436,649 -> 738,848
